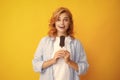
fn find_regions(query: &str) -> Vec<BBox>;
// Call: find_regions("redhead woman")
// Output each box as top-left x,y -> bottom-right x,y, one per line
32,7 -> 89,80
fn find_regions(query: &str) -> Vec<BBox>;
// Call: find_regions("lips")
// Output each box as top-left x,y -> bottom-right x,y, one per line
59,26 -> 65,28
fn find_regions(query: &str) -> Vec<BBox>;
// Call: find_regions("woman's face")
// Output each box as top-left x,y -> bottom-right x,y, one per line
55,12 -> 70,35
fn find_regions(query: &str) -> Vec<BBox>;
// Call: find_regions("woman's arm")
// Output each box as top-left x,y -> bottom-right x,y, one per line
42,59 -> 56,69
64,50 -> 79,71
63,39 -> 89,75
75,40 -> 89,75
67,59 -> 79,71
42,50 -> 66,69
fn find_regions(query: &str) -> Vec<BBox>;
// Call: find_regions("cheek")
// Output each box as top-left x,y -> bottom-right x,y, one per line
66,26 -> 69,30
55,22 -> 59,26
65,22 -> 70,27
55,23 -> 59,29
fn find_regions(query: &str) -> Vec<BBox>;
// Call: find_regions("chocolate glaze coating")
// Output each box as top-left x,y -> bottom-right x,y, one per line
59,36 -> 65,48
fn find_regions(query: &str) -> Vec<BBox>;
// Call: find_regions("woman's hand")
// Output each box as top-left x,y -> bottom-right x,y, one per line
53,50 -> 65,63
53,50 -> 71,64
63,50 -> 71,63
53,50 -> 79,71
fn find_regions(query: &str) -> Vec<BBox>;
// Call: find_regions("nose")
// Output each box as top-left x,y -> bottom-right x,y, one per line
60,20 -> 64,25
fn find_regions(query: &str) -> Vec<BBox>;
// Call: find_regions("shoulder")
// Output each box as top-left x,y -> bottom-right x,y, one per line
40,36 -> 54,43
72,38 -> 82,45
40,36 -> 50,41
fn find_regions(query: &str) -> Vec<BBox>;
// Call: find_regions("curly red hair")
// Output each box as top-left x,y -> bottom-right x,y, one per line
48,7 -> 74,38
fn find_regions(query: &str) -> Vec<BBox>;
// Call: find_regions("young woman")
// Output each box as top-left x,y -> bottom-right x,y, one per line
32,7 -> 89,80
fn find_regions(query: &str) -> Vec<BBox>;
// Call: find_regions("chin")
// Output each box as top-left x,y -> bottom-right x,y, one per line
58,30 -> 66,33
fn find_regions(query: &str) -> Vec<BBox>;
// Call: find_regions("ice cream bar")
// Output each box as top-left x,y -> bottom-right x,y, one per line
59,36 -> 65,48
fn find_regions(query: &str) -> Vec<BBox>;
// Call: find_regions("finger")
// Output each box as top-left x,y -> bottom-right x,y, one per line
56,53 -> 64,57
65,50 -> 70,53
65,51 -> 70,55
57,52 -> 64,56
55,55 -> 63,59
57,49 -> 65,52
64,52 -> 68,56
64,52 -> 70,58
56,51 -> 65,55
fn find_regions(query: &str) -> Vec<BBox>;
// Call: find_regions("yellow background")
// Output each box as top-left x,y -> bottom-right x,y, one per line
0,0 -> 120,80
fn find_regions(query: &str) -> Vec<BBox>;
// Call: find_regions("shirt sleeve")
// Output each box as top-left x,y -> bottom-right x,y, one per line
75,40 -> 89,75
32,37 -> 46,73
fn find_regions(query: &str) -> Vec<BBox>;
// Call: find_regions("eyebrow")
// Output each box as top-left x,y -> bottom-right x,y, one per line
64,17 -> 69,18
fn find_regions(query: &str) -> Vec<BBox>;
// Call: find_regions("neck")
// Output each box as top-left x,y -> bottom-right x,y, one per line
57,32 -> 67,37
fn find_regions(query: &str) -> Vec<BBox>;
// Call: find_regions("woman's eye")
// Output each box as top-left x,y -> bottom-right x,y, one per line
64,19 -> 69,21
57,18 -> 60,21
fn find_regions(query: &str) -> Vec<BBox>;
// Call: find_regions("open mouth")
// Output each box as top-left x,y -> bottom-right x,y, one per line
59,26 -> 65,29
